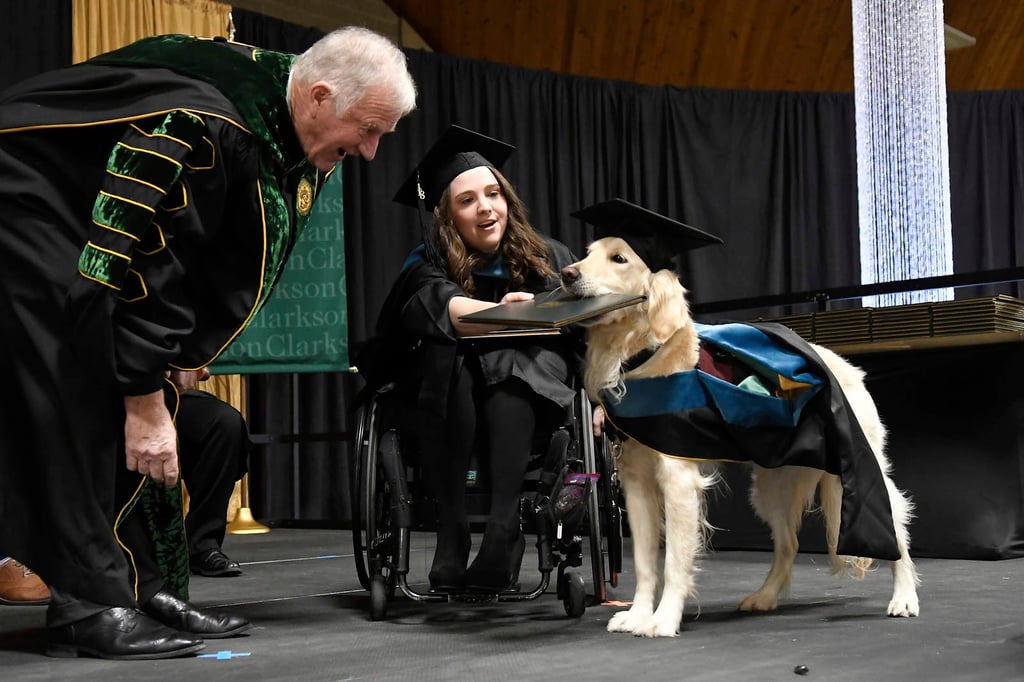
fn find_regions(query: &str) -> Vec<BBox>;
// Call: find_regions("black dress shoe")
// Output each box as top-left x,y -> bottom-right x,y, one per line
191,549 -> 243,577
143,589 -> 252,639
47,607 -> 205,660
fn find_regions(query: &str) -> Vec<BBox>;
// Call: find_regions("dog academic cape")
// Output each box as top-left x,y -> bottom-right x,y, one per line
601,321 -> 901,561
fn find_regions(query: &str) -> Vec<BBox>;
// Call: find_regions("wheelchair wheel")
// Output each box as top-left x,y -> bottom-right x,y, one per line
370,574 -> 390,621
598,434 -> 622,588
352,392 -> 401,605
350,396 -> 379,592
578,390 -> 608,604
561,570 -> 587,618
366,430 -> 401,597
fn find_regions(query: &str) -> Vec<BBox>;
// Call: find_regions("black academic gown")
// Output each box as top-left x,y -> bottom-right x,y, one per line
0,36 -> 325,607
362,238 -> 582,419
602,321 -> 900,561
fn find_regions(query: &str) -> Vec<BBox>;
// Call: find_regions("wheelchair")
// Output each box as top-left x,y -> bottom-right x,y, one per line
350,378 -> 623,621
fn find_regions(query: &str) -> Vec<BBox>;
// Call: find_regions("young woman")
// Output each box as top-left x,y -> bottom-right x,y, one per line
365,126 -> 581,591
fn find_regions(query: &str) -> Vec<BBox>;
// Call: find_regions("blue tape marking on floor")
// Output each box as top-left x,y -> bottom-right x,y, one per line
197,650 -> 252,660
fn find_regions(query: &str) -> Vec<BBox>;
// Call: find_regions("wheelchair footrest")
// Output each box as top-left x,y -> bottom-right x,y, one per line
447,592 -> 501,605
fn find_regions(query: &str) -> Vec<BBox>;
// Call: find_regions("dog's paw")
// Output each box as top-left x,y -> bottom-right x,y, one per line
607,609 -> 651,634
887,593 -> 920,618
635,612 -> 681,638
737,590 -> 779,612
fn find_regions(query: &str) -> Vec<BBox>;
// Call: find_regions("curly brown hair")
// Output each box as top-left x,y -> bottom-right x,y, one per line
431,167 -> 555,297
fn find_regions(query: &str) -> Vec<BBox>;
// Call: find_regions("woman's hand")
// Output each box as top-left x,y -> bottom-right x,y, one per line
124,390 -> 179,488
449,291 -> 535,336
499,291 -> 535,305
592,404 -> 606,438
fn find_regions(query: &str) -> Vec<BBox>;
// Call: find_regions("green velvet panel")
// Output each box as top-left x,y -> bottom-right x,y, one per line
88,37 -> 311,305
77,243 -> 130,289
90,36 -> 302,171
107,143 -> 182,191
84,109 -> 210,291
91,191 -> 156,240
139,478 -> 190,599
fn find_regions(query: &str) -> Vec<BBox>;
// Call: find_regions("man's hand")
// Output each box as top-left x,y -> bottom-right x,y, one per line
124,390 -> 179,488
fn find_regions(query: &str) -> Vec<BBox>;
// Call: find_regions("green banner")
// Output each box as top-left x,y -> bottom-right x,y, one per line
211,171 -> 349,374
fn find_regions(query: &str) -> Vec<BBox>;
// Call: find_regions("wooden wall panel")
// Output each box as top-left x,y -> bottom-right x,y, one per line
945,0 -> 1024,91
385,0 -> 1024,92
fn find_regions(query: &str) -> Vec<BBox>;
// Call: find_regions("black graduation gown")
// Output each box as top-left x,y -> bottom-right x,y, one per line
361,238 -> 582,419
602,321 -> 900,560
0,36 -> 324,605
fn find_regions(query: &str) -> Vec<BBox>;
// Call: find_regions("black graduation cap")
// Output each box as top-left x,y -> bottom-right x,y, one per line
571,198 -> 722,272
393,125 -> 516,210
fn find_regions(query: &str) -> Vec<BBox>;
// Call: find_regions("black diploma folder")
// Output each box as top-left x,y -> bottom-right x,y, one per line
459,290 -> 645,329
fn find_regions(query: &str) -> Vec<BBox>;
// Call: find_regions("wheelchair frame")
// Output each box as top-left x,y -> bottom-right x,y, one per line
350,383 -> 623,621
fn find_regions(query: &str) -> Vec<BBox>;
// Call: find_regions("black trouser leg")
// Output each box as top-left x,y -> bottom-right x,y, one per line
418,363 -> 475,588
482,379 -> 537,532
176,390 -> 250,559
465,378 -> 538,589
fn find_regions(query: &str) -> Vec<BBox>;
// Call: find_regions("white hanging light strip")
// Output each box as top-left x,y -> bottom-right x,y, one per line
852,0 -> 954,306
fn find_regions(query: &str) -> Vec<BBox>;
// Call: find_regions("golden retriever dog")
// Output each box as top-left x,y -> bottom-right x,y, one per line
561,236 -> 920,638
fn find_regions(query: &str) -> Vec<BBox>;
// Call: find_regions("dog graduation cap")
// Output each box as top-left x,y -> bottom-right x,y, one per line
571,198 -> 722,272
393,124 -> 516,211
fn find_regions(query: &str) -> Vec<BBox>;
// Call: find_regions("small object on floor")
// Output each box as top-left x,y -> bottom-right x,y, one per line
46,606 -> 205,660
794,664 -> 809,675
192,548 -> 243,577
0,558 -> 51,605
142,589 -> 252,639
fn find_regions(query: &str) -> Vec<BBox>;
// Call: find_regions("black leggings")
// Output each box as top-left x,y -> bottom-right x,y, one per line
419,360 -> 560,531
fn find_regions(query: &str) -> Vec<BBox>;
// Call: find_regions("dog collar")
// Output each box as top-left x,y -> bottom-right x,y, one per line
622,347 -> 657,372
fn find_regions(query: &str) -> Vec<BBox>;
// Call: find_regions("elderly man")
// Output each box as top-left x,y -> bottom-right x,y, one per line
0,27 -> 416,660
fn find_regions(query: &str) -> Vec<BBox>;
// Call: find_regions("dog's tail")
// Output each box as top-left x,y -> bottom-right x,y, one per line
696,464 -> 721,551
821,473 -> 875,579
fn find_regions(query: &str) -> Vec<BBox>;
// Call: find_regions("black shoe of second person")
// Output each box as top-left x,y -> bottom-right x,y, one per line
191,549 -> 243,577
142,589 -> 252,639
46,607 -> 205,660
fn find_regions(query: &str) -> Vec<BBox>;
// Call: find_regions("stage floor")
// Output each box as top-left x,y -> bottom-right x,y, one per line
1,528 -> 1021,681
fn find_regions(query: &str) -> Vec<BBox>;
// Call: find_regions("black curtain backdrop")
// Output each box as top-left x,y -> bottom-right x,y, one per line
232,7 -> 325,54
236,10 -> 1024,534
0,0 -> 72,92
949,90 -> 1024,293
347,53 -> 1024,337
5,8 -> 1024,546
343,54 -> 868,337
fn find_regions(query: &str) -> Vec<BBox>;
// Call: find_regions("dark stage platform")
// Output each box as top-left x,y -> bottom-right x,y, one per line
1,528 -> 1021,681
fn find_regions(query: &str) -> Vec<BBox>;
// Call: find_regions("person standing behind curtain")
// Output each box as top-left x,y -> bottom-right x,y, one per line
0,27 -> 416,660
363,126 -> 582,593
168,368 -> 250,578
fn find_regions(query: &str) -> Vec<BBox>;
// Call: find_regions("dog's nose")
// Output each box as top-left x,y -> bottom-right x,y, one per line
561,265 -> 580,285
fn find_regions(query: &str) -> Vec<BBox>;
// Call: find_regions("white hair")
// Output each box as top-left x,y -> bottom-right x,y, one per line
288,26 -> 417,118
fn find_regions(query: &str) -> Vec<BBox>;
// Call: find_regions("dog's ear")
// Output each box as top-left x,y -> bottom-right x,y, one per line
645,269 -> 689,342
